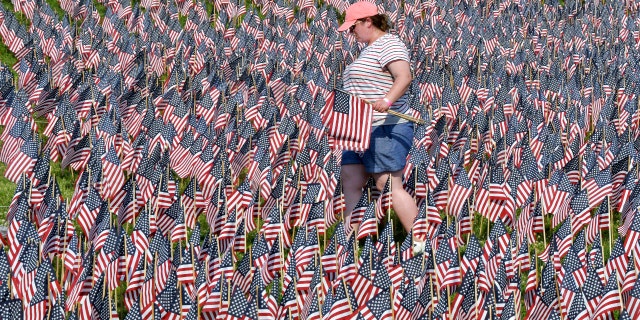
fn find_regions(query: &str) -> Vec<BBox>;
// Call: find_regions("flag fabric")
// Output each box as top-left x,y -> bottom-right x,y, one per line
322,89 -> 373,152
592,270 -> 621,320
448,166 -> 472,216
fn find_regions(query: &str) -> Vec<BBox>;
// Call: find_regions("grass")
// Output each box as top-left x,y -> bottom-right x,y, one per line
49,160 -> 77,200
0,42 -> 17,77
93,0 -> 106,18
0,163 -> 15,225
0,0 -> 30,26
45,0 -> 65,19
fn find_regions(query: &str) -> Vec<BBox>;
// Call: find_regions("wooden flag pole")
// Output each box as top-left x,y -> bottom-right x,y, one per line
474,271 -> 479,320
553,265 -> 566,320
467,198 -> 472,244
540,195 -> 547,249
598,211 -> 608,258
384,173 -> 391,239
46,274 -> 53,318
608,195 -> 613,258
614,270 -> 625,311
227,280 -> 232,310
480,165 -> 489,238
322,199 -> 327,251
335,89 -> 426,125
55,212 -> 62,281
429,274 -> 436,316
109,287 -> 114,318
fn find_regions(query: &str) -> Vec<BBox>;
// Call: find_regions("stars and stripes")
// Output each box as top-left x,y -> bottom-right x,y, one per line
322,89 -> 373,152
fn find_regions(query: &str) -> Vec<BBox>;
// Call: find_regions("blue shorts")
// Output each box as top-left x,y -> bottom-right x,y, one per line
342,122 -> 414,174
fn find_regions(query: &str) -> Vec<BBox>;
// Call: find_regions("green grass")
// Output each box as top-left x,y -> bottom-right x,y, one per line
49,161 -> 77,200
93,0 -> 106,18
31,113 -> 77,200
0,163 -> 15,225
0,0 -> 22,79
0,124 -> 17,224
0,42 -> 17,76
0,0 -> 30,26
45,0 -> 65,20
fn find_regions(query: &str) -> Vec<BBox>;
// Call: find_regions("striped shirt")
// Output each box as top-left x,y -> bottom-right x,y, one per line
342,33 -> 411,126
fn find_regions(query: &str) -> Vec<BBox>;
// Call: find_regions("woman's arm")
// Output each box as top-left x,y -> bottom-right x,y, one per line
371,59 -> 413,112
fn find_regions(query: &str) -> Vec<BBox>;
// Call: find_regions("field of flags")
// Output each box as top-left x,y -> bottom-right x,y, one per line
2,0 -> 640,318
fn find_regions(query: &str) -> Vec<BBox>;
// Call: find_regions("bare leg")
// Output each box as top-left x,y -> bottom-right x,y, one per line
341,164 -> 368,230
373,170 -> 418,234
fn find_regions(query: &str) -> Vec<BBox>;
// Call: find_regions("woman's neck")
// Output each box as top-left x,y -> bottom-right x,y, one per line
367,29 -> 386,45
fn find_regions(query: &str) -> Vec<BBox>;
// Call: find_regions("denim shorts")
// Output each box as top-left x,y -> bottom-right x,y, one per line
342,122 -> 414,174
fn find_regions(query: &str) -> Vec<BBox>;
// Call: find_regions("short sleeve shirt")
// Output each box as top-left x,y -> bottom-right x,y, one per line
342,33 -> 411,126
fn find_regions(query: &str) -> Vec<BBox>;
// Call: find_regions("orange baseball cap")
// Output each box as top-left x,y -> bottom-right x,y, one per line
337,1 -> 379,32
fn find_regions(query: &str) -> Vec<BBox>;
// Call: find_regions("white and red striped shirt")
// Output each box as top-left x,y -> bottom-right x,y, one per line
343,33 -> 411,126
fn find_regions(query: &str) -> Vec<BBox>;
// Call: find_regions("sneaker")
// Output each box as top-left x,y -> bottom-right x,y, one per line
412,240 -> 426,255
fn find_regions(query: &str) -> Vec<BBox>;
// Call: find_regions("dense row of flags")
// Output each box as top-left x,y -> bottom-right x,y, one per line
1,0 -> 640,318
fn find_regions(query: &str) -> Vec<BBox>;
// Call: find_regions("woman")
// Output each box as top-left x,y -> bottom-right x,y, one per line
338,1 -> 424,254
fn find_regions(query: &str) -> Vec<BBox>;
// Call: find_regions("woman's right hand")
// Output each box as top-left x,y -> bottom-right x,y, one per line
371,98 -> 390,112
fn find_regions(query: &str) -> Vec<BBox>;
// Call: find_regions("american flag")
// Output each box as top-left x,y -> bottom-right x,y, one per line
606,238 -> 628,282
592,270 -> 622,319
322,90 -> 372,152
448,166 -> 472,217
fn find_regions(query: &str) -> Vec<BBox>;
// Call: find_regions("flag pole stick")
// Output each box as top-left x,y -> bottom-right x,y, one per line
553,264 -> 566,320
606,193 -> 613,255
474,272 -> 479,320
153,251 -> 159,319
61,220 -> 70,288
385,174 -> 391,240
336,88 -> 426,124
540,194 -> 547,249
429,274 -> 435,316
466,198 -> 471,245
391,109 -> 427,124
109,286 -> 114,318
47,274 -> 52,318
342,278 -> 354,312
482,165 -> 490,238
227,279 -> 232,310
323,199 -> 327,251
613,269 -> 626,312
56,212 -> 62,281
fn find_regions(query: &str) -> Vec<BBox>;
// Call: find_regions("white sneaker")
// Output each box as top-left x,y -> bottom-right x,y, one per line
412,240 -> 426,255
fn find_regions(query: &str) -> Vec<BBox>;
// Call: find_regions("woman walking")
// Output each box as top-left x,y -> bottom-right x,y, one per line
338,1 -> 424,254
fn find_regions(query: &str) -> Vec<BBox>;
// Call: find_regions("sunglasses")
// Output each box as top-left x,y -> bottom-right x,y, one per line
349,20 -> 363,32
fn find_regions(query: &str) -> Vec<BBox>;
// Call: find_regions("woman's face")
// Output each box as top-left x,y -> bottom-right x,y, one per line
350,19 -> 366,43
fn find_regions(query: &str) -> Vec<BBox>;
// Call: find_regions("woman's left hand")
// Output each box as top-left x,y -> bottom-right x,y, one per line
372,99 -> 390,112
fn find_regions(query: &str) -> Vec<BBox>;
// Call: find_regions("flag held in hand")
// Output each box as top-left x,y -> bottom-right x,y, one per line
322,89 -> 373,152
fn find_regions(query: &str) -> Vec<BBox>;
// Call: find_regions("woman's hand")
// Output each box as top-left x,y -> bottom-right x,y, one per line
371,98 -> 391,112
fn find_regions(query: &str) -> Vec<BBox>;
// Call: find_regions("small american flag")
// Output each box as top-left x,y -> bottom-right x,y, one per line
322,90 -> 372,152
